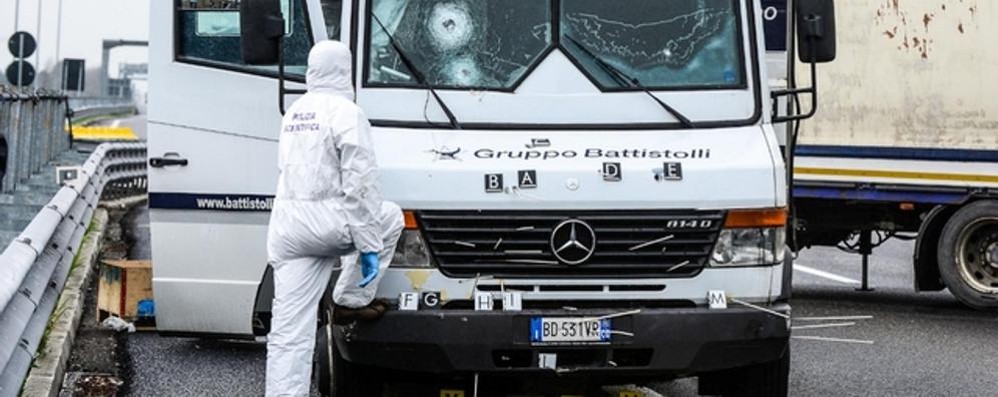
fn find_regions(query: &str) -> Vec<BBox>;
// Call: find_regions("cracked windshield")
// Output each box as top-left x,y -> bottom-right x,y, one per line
365,0 -> 744,90
367,0 -> 552,89
561,0 -> 744,89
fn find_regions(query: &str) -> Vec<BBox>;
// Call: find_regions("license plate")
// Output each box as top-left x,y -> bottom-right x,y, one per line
529,317 -> 611,344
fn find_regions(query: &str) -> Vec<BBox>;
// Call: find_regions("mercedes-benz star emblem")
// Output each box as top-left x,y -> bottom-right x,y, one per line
550,219 -> 597,265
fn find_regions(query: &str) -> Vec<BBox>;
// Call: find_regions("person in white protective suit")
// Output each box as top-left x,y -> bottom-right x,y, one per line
265,40 -> 404,396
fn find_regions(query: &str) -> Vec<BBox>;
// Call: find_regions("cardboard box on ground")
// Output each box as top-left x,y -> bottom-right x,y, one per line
97,259 -> 155,327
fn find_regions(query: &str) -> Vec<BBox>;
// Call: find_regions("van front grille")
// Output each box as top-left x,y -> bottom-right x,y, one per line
418,210 -> 724,278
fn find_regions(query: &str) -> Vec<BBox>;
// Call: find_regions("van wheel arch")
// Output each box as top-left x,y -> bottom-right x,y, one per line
914,205 -> 957,292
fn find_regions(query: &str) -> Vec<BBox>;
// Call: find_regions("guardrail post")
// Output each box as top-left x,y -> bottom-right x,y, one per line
29,98 -> 42,175
40,100 -> 52,169
0,98 -> 10,193
11,98 -> 25,187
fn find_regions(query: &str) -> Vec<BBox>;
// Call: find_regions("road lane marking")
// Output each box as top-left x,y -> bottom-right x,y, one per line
112,119 -> 122,128
795,315 -> 874,322
794,264 -> 861,285
792,335 -> 874,345
792,322 -> 856,331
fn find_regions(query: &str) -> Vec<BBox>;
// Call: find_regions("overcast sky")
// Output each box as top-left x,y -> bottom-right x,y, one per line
1,0 -> 149,86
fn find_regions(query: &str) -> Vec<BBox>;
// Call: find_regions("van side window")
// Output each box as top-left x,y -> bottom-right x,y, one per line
176,0 -> 312,76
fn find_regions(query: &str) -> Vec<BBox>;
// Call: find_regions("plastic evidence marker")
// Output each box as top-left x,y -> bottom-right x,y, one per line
399,292 -> 419,311
421,291 -> 441,309
502,292 -> 522,311
708,290 -> 728,309
539,353 -> 557,369
474,292 -> 494,311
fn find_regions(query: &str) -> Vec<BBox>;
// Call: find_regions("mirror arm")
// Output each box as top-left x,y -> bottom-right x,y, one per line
276,35 -> 307,115
772,40 -> 820,124
278,35 -> 287,115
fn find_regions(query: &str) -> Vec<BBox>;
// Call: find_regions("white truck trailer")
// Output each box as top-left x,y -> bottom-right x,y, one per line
147,0 -> 836,395
787,0 -> 998,309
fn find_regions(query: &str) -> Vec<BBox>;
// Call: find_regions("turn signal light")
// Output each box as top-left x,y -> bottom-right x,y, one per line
403,211 -> 419,230
724,209 -> 788,228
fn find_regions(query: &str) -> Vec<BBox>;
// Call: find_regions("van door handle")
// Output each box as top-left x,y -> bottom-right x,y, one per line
149,154 -> 189,168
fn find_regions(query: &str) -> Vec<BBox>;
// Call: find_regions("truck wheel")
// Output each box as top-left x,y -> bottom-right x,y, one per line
698,347 -> 789,397
938,200 -> 998,309
315,308 -> 384,397
315,307 -> 335,396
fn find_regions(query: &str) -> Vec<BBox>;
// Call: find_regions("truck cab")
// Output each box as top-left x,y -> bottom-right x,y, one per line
148,0 -> 834,395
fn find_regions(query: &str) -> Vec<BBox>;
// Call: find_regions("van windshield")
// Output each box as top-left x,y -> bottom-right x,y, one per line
562,0 -> 744,89
364,0 -> 744,91
366,0 -> 553,90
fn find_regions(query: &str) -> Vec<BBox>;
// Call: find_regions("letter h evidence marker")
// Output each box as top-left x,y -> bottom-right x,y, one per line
475,292 -> 494,311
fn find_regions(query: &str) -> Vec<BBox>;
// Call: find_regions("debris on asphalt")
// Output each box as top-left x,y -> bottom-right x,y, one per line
101,316 -> 136,333
60,372 -> 123,397
63,206 -> 140,396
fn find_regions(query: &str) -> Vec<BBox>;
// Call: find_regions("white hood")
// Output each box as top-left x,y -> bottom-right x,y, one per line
306,40 -> 354,100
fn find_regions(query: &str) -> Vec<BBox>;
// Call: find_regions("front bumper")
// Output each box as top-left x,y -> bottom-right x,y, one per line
333,304 -> 790,377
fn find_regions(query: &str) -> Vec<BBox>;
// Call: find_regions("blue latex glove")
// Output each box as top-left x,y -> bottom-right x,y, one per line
358,252 -> 380,288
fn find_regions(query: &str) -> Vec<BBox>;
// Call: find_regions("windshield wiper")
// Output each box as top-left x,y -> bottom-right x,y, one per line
563,34 -> 694,128
371,14 -> 461,129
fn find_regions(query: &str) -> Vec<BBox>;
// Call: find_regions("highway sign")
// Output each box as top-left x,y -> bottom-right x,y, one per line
63,59 -> 86,91
8,31 -> 37,58
6,61 -> 36,87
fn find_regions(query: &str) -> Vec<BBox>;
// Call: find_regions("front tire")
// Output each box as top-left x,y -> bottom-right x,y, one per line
315,308 -> 384,397
315,307 -> 335,396
938,200 -> 998,310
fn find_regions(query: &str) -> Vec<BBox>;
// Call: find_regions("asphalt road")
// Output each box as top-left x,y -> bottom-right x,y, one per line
116,206 -> 997,396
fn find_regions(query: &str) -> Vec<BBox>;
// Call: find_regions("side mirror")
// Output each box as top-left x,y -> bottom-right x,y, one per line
796,0 -> 836,63
240,0 -> 285,65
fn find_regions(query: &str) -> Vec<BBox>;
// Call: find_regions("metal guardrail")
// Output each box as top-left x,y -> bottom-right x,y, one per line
1,88 -> 138,194
66,97 -> 133,110
0,142 -> 147,397
67,97 -> 136,120
0,89 -> 71,194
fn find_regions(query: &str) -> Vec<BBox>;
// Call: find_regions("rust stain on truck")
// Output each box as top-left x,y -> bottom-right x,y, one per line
875,1 -> 979,59
800,0 -> 997,150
